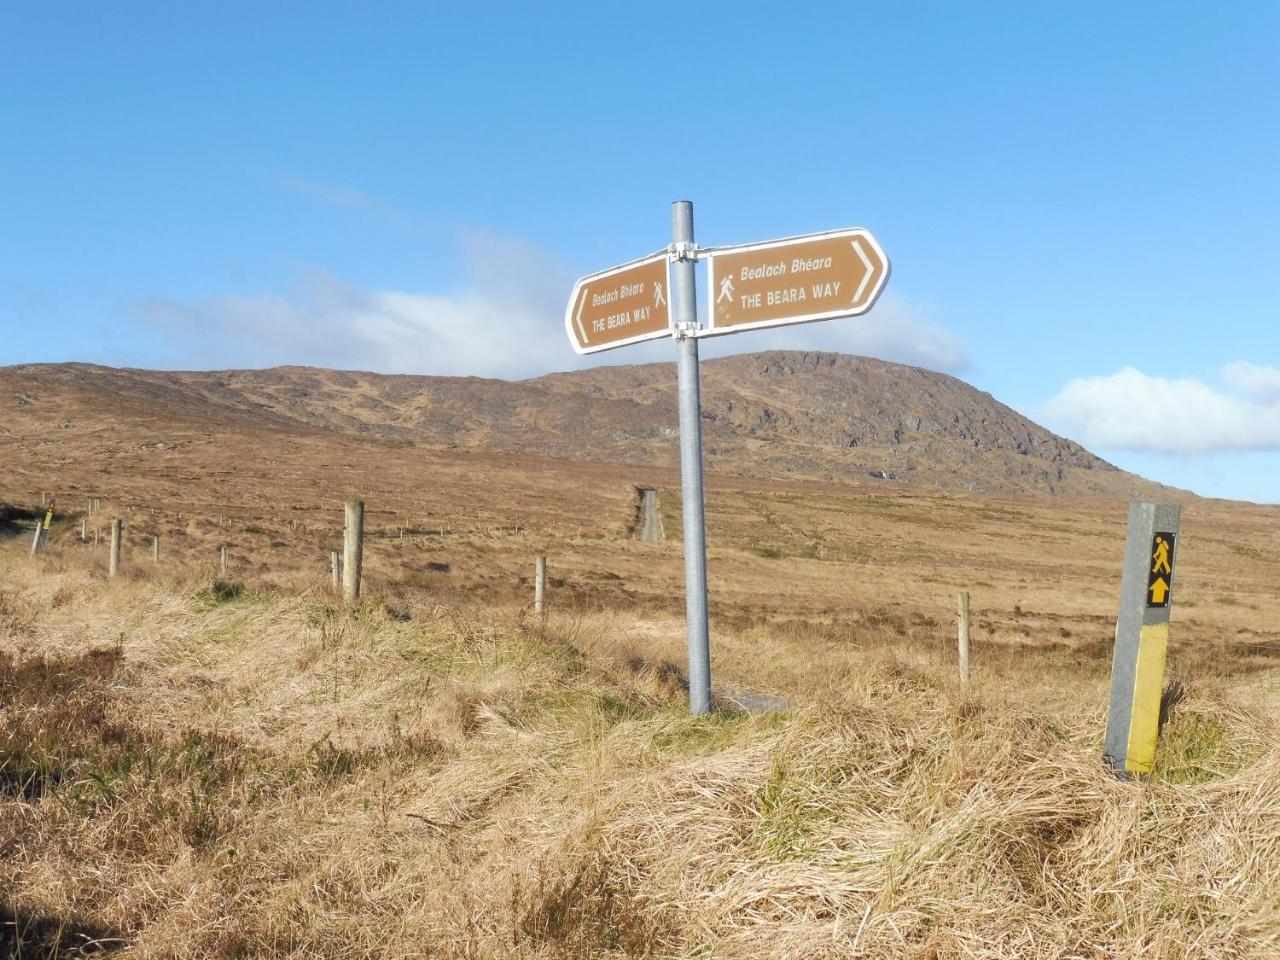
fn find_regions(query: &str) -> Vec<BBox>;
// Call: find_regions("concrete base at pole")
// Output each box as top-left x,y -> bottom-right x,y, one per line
1104,501 -> 1181,778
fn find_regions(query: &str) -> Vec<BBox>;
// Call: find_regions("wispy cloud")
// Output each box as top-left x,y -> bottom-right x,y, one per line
1221,361 -> 1280,405
273,174 -> 422,234
1044,365 -> 1280,455
136,232 -> 968,379
698,294 -> 968,374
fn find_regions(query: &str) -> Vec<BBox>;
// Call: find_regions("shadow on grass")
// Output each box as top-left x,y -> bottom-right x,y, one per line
0,900 -> 126,957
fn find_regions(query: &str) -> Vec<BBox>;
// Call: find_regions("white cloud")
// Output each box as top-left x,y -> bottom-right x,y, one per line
137,233 -> 967,379
1221,361 -> 1280,405
1045,365 -> 1280,455
138,233 -> 577,379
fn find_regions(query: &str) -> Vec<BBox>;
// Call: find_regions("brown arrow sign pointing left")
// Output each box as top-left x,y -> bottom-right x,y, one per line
564,252 -> 673,355
705,227 -> 889,336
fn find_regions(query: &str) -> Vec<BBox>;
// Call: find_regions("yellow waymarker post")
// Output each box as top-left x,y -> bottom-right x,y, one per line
1104,502 -> 1180,777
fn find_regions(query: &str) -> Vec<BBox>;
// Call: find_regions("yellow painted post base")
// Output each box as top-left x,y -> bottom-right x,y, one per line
1124,622 -> 1170,775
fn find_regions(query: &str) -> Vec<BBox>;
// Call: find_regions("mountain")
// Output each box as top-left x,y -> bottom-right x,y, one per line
0,352 -> 1173,499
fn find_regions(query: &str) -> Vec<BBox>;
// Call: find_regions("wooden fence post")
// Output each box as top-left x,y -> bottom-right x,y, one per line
220,546 -> 229,575
152,536 -> 161,563
957,590 -> 971,693
534,555 -> 547,617
343,501 -> 364,603
109,519 -> 122,578
330,550 -> 342,593
30,521 -> 44,557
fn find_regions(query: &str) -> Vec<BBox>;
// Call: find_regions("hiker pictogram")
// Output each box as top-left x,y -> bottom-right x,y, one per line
717,275 -> 735,303
1145,531 -> 1176,608
1152,535 -> 1171,575
653,281 -> 666,308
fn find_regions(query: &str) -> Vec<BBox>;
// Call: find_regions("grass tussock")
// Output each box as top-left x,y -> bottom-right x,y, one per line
0,558 -> 1277,958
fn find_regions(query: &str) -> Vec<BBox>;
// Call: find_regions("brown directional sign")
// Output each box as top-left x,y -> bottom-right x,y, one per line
705,228 -> 889,335
565,252 -> 672,355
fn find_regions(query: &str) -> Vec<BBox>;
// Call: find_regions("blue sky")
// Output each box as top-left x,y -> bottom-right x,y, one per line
2,3 -> 1277,502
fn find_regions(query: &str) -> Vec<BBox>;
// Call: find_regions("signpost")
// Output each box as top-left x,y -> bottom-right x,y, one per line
1104,501 -> 1181,777
565,203 -> 890,714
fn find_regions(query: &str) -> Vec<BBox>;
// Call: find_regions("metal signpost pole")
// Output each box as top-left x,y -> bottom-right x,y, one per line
671,201 -> 712,715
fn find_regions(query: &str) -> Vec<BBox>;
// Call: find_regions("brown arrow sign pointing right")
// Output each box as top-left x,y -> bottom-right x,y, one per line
706,227 -> 890,336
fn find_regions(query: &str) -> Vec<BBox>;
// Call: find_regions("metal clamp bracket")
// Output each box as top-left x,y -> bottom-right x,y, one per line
668,241 -> 698,261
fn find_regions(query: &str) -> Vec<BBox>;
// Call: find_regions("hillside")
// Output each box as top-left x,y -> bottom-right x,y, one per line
0,352 -> 1172,499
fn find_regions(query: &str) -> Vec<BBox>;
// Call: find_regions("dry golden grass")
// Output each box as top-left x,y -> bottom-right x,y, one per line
11,462 -> 1280,644
2,524 -> 1279,958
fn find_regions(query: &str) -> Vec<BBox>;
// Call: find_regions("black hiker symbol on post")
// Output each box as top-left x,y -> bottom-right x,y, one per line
1146,532 -> 1176,607
1152,535 -> 1171,575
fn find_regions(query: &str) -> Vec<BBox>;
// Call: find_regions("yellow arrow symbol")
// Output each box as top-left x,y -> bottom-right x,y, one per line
1149,576 -> 1170,605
